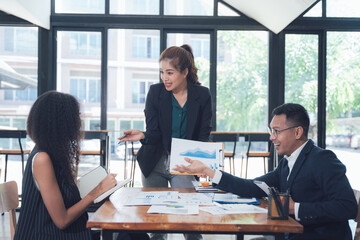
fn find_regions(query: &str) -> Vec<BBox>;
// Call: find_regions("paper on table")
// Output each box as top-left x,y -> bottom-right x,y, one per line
223,0 -> 317,34
147,205 -> 199,215
213,193 -> 258,204
170,138 -> 224,174
200,204 -> 267,215
178,193 -> 214,205
122,191 -> 180,205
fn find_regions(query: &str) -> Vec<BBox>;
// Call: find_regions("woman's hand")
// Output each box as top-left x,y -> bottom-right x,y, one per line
118,129 -> 145,143
89,173 -> 117,199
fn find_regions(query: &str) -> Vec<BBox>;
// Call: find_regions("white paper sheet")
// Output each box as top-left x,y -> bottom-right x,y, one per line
178,193 -> 214,205
147,205 -> 199,215
170,138 -> 223,173
122,191 -> 179,205
213,193 -> 258,204
200,204 -> 267,215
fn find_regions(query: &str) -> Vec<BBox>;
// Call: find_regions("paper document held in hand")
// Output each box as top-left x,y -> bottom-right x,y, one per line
170,138 -> 224,175
77,166 -> 131,203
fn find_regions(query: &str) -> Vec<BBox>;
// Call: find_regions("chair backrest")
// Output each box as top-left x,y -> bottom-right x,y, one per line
244,133 -> 271,153
0,130 -> 27,139
0,181 -> 19,240
81,131 -> 109,168
210,133 -> 239,142
0,130 -> 27,150
83,131 -> 107,141
210,133 -> 239,156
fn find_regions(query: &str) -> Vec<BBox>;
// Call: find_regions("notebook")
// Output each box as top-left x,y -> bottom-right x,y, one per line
77,166 -> 131,203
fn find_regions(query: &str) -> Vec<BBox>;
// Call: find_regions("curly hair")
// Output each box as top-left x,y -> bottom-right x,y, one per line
159,44 -> 200,85
27,91 -> 81,185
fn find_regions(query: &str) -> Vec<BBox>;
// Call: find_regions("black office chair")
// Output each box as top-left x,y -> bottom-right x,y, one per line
0,130 -> 30,182
244,133 -> 271,179
210,132 -> 239,175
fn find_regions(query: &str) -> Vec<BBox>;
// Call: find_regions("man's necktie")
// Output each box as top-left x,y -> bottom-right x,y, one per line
283,158 -> 290,181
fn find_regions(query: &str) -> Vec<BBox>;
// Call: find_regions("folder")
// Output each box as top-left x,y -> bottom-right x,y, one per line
170,138 -> 224,175
77,166 -> 131,203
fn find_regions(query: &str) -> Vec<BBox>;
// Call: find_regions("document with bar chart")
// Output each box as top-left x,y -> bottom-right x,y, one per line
170,138 -> 224,175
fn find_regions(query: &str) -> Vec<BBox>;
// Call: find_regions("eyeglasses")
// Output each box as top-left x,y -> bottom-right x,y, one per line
268,126 -> 298,137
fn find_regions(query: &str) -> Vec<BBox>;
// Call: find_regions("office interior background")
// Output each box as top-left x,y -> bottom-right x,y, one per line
0,0 -> 360,192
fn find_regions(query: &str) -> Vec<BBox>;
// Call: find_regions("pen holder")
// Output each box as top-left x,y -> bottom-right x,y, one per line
268,192 -> 289,220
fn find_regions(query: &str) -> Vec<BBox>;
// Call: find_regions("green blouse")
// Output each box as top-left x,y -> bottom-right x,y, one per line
171,93 -> 187,139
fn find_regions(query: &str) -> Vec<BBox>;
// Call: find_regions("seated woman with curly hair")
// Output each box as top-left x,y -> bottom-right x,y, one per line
14,91 -> 148,240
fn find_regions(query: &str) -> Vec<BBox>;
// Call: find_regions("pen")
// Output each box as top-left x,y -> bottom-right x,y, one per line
213,201 -> 227,210
118,134 -> 128,144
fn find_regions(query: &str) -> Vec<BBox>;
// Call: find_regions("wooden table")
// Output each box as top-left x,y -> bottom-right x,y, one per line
87,187 -> 303,240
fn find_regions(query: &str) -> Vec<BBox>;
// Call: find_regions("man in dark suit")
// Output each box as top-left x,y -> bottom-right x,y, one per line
173,103 -> 358,240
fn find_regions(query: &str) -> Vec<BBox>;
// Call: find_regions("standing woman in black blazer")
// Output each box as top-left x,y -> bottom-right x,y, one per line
120,44 -> 212,189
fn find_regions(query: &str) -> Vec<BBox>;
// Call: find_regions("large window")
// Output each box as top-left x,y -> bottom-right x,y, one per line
0,26 -> 37,191
327,0 -> 360,17
57,31 -> 101,130
70,78 -> 101,103
326,32 -> 360,189
110,0 -> 159,15
107,29 -> 160,159
132,79 -> 157,104
167,33 -> 210,88
132,35 -> 160,59
69,32 -> 101,56
55,0 -> 105,14
285,34 -> 318,142
0,26 -> 38,125
216,31 -> 268,132
164,0 -> 213,16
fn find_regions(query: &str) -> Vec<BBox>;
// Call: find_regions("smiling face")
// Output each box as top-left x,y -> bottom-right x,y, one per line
269,114 -> 305,156
160,59 -> 188,93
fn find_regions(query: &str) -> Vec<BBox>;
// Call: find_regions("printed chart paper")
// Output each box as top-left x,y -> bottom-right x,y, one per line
148,205 -> 199,215
170,138 -> 224,174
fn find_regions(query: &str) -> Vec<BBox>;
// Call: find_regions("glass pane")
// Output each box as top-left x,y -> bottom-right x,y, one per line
0,26 -> 38,192
285,34 -> 318,142
110,0 -> 159,14
304,1 -> 322,17
57,31 -> 101,131
327,0 -> 360,17
164,0 -> 213,16
133,120 -> 145,130
217,31 -> 268,132
218,2 -> 240,16
55,0 -> 105,14
167,33 -> 210,88
327,32 -> 360,189
107,29 -> 160,164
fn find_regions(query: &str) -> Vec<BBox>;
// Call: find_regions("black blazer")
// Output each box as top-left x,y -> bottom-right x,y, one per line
215,140 -> 358,240
137,82 -> 212,177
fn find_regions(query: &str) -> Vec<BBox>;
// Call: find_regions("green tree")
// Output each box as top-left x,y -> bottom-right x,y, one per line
216,31 -> 268,132
285,34 -> 318,114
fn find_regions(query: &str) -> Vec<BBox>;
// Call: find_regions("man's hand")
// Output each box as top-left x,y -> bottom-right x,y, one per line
172,157 -> 215,178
